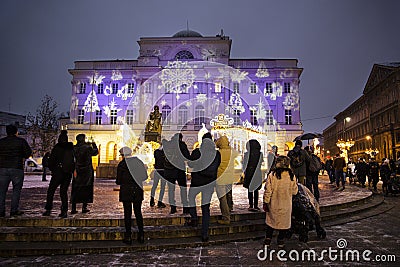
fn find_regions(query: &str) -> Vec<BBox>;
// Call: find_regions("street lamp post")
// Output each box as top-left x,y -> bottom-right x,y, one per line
337,117 -> 353,161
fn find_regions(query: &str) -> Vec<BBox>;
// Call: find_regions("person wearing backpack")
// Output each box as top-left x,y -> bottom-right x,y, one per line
287,140 -> 311,185
42,130 -> 75,218
304,146 -> 321,201
186,133 -> 221,242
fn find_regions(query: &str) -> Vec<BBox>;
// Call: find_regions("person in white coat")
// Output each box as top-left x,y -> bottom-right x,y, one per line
263,155 -> 298,248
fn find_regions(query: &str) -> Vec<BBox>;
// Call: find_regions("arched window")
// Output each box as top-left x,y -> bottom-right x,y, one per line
194,105 -> 205,126
178,106 -> 188,126
175,50 -> 194,60
162,105 -> 172,124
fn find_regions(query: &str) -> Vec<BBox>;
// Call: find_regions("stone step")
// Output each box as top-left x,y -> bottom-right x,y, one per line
0,212 -> 265,227
321,194 -> 384,222
0,219 -> 266,242
0,230 -> 266,257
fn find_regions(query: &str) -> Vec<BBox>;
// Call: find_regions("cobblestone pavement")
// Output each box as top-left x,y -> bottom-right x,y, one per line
2,175 -> 399,266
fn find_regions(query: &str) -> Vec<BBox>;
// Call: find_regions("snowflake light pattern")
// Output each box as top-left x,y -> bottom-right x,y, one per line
160,61 -> 196,98
117,84 -> 133,101
283,86 -> 300,110
218,68 -> 248,83
196,94 -> 207,104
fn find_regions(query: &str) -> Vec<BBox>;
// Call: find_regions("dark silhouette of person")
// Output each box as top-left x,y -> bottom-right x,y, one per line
42,130 -> 75,218
116,147 -> 147,245
71,134 -> 98,214
150,144 -> 166,208
0,124 -> 32,217
42,152 -> 51,181
243,139 -> 263,211
186,133 -> 221,242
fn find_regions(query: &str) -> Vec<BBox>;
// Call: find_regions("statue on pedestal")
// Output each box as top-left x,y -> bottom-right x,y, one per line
145,105 -> 162,142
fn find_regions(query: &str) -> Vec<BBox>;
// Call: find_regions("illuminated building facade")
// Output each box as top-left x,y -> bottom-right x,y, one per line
66,30 -> 303,165
323,63 -> 400,161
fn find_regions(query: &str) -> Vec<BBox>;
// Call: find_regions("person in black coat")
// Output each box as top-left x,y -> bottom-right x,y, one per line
42,152 -> 50,182
242,139 -> 263,211
116,146 -> 148,245
71,134 -> 98,214
0,124 -> 32,217
186,133 -> 221,242
163,133 -> 190,214
42,130 -> 75,218
150,144 -> 166,208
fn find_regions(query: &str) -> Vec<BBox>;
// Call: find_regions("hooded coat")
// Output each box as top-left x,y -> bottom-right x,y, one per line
215,136 -> 239,185
288,146 -> 310,178
264,169 -> 298,229
242,140 -> 263,191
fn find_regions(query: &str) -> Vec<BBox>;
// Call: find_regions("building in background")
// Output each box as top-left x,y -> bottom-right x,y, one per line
66,29 -> 304,165
323,63 -> 400,161
0,111 -> 26,138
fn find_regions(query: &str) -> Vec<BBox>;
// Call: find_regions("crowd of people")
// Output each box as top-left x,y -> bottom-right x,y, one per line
1,123 -> 398,248
325,154 -> 400,195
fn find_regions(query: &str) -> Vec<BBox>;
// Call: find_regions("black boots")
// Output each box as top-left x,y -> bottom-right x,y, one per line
122,232 -> 132,245
137,231 -> 145,244
170,205 -> 177,214
157,201 -> 166,208
150,197 -> 155,207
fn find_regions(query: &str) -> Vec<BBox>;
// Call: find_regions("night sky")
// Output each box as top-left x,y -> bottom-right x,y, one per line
1,0 -> 399,133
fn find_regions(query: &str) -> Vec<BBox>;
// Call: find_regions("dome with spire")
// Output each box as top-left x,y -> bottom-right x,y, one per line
172,29 -> 203,38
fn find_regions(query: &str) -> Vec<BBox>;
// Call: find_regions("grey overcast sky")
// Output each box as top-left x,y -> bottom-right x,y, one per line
1,0 -> 399,133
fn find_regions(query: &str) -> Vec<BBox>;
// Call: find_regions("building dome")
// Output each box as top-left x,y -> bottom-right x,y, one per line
172,29 -> 203,38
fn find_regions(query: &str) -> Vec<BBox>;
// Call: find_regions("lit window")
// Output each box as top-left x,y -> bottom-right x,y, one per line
264,83 -> 272,95
162,105 -> 172,124
110,110 -> 117,125
78,109 -> 84,124
215,82 -> 222,93
233,83 -> 239,94
194,105 -> 205,125
126,110 -> 134,125
97,84 -> 104,94
178,106 -> 188,126
250,83 -> 257,94
95,110 -> 102,125
233,110 -> 241,125
112,83 -> 118,94
79,83 -> 86,94
285,109 -> 292,125
175,50 -> 194,60
284,82 -> 291,93
127,83 -> 135,94
250,109 -> 258,125
181,84 -> 188,93
266,110 -> 273,125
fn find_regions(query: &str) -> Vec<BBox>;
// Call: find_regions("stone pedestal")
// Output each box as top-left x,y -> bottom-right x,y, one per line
145,132 -> 160,143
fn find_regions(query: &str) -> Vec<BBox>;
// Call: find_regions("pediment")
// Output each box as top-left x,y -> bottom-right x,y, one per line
363,64 -> 396,94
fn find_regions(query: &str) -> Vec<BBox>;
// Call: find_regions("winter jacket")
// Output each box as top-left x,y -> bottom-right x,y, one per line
288,146 -> 310,178
0,135 -> 32,169
48,142 -> 75,173
380,164 -> 391,183
215,136 -> 239,185
333,157 -> 346,171
243,140 -> 263,191
264,170 -> 298,229
116,157 -> 148,202
189,139 -> 221,187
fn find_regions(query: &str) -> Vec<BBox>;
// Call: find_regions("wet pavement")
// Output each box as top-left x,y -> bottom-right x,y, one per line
1,174 -> 399,266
